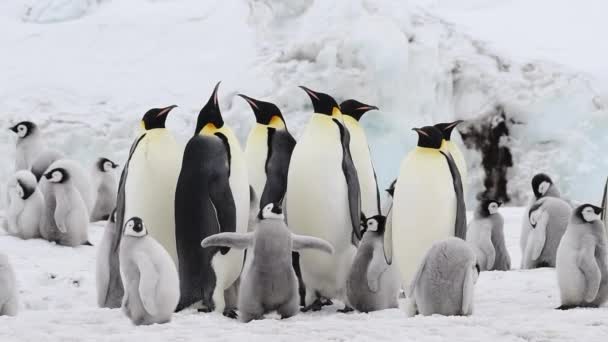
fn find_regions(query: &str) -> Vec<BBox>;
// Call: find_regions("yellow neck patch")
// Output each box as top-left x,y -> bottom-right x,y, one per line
343,115 -> 359,127
200,123 -> 218,136
415,146 -> 440,155
331,106 -> 343,118
268,115 -> 286,129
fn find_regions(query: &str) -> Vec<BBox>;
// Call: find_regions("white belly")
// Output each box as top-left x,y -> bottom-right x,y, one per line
392,149 -> 456,287
125,130 -> 182,266
345,119 -> 379,217
286,115 -> 353,295
244,125 -> 268,202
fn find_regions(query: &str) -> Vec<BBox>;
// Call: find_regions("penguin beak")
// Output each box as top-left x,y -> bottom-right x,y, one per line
497,202 -> 503,207
446,120 -> 464,129
357,105 -> 379,111
237,94 -> 259,110
112,163 -> 120,169
44,172 -> 52,180
157,105 -> 178,118
412,127 -> 428,137
299,86 -> 320,101
210,81 -> 221,107
9,125 -> 18,133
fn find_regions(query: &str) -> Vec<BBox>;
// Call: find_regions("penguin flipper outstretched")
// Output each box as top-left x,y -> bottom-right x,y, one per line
135,252 -> 159,316
291,234 -> 334,254
383,204 -> 394,265
440,151 -> 467,240
260,129 -> 296,209
201,232 -> 254,250
334,119 -> 362,244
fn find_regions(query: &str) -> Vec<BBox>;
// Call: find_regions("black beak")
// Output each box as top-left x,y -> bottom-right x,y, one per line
157,104 -> 178,117
44,172 -> 52,180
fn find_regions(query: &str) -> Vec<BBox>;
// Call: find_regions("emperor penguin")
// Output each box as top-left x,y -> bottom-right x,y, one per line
434,121 -> 467,191
340,99 -> 381,218
240,94 -> 296,208
90,158 -> 119,222
174,82 -> 249,317
120,217 -> 179,325
466,199 -> 510,271
285,86 -> 362,312
407,237 -> 479,316
6,170 -> 44,239
114,105 -> 182,268
522,196 -> 572,269
346,215 -> 400,312
96,210 -> 124,308
41,166 -> 89,246
556,204 -> 608,309
520,173 -> 564,265
9,121 -> 43,171
0,253 -> 18,316
201,203 -> 334,323
384,126 -> 466,290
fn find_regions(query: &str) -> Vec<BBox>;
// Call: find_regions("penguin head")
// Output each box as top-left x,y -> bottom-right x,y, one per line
434,120 -> 464,141
412,126 -> 443,149
339,99 -> 378,121
362,215 -> 387,235
44,168 -> 69,184
124,217 -> 147,237
15,178 -> 35,200
238,94 -> 286,128
10,121 -> 36,139
97,157 -> 119,172
386,179 -> 397,197
531,173 -> 553,199
141,105 -> 178,130
575,204 -> 603,223
478,199 -> 502,217
258,203 -> 284,220
299,86 -> 341,117
196,82 -> 224,135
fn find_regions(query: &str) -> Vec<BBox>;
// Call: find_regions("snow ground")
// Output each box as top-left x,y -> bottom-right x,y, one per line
0,208 -> 606,342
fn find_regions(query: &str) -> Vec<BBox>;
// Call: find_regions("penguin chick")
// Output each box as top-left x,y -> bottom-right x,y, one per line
201,203 -> 334,323
346,215 -> 400,312
90,157 -> 119,222
408,237 -> 479,316
10,121 -> 43,171
6,170 -> 44,239
556,204 -> 608,309
466,199 -> 510,271
96,210 -> 124,308
120,217 -> 179,325
0,253 -> 18,316
522,197 -> 572,269
41,167 -> 89,246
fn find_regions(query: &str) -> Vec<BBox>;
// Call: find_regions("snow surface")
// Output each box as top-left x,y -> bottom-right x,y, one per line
1,0 -> 607,208
0,208 -> 607,342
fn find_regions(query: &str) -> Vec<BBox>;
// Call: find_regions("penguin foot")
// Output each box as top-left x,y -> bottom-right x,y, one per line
301,299 -> 324,312
320,298 -> 333,306
555,305 -> 576,310
197,307 -> 212,313
223,309 -> 238,319
337,306 -> 354,313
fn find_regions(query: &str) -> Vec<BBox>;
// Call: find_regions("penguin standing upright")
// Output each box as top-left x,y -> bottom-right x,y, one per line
384,126 -> 466,289
9,121 -> 43,171
90,158 -> 119,222
114,105 -> 182,267
434,121 -> 467,191
285,87 -> 361,312
340,100 -> 381,218
240,95 -> 295,208
174,83 -> 249,317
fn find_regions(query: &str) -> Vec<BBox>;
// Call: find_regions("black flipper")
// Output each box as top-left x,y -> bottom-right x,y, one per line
260,128 -> 296,209
601,176 -> 607,223
334,119 -> 362,245
441,151 -> 467,240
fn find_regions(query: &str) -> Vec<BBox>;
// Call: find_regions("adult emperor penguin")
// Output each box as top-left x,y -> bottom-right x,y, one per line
10,121 -> 43,171
240,94 -> 295,208
174,82 -> 249,317
285,86 -> 361,312
384,126 -> 466,289
114,105 -> 182,267
556,204 -> 608,309
90,158 -> 119,222
434,121 -> 467,190
6,170 -> 44,239
340,99 -> 381,218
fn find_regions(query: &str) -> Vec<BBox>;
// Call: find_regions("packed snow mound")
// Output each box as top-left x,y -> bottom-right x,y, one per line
22,0 -> 103,23
1,0 -> 607,207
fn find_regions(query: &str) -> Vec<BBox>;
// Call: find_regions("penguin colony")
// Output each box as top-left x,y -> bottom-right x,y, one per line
2,84 -> 607,325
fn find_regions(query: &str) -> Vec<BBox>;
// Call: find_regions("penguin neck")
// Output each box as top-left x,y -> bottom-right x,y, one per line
266,116 -> 286,130
414,146 -> 440,154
